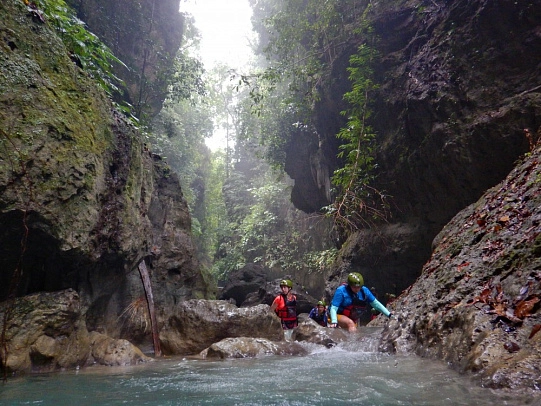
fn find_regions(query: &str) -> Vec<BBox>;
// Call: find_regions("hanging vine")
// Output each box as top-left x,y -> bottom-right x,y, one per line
325,43 -> 389,230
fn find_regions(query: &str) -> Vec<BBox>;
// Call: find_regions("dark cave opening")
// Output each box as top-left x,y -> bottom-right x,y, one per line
0,210 -> 80,301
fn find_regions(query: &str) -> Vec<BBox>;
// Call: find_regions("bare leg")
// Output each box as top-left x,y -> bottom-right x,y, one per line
338,315 -> 357,332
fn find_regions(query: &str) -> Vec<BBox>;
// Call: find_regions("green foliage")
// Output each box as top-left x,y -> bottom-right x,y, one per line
39,0 -> 127,99
303,247 -> 339,274
246,0 -> 388,229
231,68 -> 309,171
149,89 -> 213,239
333,44 -> 378,191
201,151 -> 230,267
168,54 -> 206,104
248,0 -> 372,112
210,143 -> 336,281
327,44 -> 388,229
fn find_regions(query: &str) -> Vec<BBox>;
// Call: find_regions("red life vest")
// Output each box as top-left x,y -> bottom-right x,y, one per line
275,293 -> 297,322
340,285 -> 368,322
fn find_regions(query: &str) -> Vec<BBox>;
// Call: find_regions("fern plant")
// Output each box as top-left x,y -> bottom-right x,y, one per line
37,0 -> 130,110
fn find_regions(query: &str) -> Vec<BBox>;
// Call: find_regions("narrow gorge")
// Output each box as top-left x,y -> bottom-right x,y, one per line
1,0 -> 540,396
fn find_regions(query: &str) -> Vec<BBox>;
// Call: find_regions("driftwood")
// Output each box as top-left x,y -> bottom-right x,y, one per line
138,260 -> 162,357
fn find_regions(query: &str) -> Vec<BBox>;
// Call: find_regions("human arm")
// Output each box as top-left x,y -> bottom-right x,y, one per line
328,286 -> 346,326
329,305 -> 339,325
269,296 -> 279,313
369,298 -> 391,318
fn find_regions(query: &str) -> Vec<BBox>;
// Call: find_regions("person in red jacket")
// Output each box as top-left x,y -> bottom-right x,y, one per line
270,279 -> 298,329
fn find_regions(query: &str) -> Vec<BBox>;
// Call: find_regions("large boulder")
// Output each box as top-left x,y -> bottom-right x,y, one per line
0,289 -> 90,373
199,337 -> 308,359
159,300 -> 284,355
88,332 -> 152,366
293,314 -> 348,348
0,289 -> 153,373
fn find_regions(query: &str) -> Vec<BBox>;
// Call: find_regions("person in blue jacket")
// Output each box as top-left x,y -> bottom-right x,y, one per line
329,272 -> 393,332
309,300 -> 328,327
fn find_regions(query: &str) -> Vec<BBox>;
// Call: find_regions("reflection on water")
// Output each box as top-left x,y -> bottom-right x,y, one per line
1,329 -> 539,406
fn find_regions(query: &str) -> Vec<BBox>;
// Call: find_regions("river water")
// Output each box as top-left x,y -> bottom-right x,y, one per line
0,329 -> 538,406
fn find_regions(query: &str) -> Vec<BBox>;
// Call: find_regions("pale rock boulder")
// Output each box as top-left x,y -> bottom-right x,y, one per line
293,313 -> 348,347
160,300 -> 284,355
0,289 -> 90,373
88,332 -> 152,366
200,337 -> 308,359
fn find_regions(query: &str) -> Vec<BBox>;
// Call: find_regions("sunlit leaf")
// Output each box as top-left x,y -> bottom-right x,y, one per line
514,297 -> 540,319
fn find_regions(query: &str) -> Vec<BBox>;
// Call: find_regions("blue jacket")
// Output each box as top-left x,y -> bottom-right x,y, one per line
329,284 -> 390,324
331,284 -> 375,311
309,307 -> 328,326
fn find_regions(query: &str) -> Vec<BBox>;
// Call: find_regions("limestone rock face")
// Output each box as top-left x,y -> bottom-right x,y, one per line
220,263 -> 269,306
287,0 -> 541,307
0,289 -> 90,373
160,300 -> 284,355
0,0 -> 213,366
66,0 -> 184,118
378,144 -> 541,392
200,337 -> 308,359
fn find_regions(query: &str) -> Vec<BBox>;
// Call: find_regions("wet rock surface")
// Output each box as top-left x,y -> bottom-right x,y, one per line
293,314 -> 348,348
378,144 -> 541,392
200,337 -> 308,359
0,0 -> 213,362
88,332 -> 153,366
0,289 -> 154,372
160,300 -> 284,355
0,289 -> 89,373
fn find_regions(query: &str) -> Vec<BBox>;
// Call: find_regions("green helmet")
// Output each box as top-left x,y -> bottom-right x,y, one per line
317,300 -> 326,307
280,279 -> 293,288
347,272 -> 364,287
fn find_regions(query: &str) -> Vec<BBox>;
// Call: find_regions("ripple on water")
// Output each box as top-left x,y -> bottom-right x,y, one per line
0,343 -> 539,406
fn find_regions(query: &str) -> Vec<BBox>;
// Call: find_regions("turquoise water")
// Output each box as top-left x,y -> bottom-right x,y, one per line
0,335 -> 538,405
